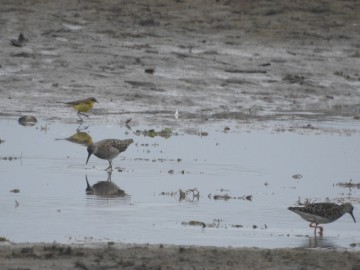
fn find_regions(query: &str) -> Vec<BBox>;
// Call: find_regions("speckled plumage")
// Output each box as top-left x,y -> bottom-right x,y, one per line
288,202 -> 356,234
86,139 -> 133,170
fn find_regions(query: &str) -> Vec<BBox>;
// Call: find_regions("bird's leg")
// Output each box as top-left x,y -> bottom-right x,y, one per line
76,123 -> 89,132
106,171 -> 112,181
317,225 -> 324,235
77,112 -> 89,119
77,112 -> 84,122
309,223 -> 317,234
309,223 -> 323,236
105,160 -> 113,171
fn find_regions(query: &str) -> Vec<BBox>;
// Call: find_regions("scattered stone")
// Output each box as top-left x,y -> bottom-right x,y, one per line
18,115 -> 38,126
1,156 -> 19,161
145,68 -> 155,74
181,221 -> 206,228
292,174 -> 303,180
10,33 -> 27,47
231,224 -> 244,228
282,74 -> 305,84
213,194 -> 232,201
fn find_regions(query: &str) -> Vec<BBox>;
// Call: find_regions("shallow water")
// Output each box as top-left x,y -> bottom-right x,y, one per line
0,118 -> 359,249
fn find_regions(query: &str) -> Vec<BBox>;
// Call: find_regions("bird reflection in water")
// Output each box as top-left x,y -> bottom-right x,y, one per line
300,235 -> 339,249
66,131 -> 93,147
56,124 -> 93,147
85,173 -> 127,197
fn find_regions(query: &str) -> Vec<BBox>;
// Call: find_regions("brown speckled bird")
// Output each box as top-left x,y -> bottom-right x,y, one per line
288,202 -> 356,234
86,139 -> 133,171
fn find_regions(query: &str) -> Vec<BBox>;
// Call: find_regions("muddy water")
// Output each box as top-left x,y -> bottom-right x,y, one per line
0,118 -> 359,249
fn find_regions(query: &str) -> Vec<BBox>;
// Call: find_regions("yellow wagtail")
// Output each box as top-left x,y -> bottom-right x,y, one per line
65,97 -> 98,121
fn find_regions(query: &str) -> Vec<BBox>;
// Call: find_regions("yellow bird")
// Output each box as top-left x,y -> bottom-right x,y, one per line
65,97 -> 98,121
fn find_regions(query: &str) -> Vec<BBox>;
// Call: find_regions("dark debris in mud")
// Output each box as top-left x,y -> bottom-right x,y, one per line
181,221 -> 206,228
336,179 -> 360,189
11,52 -> 35,58
294,197 -> 317,206
10,33 -> 27,47
159,188 -> 253,202
167,169 -> 187,175
282,74 -> 305,84
209,189 -> 253,201
159,188 -> 199,202
292,174 -> 303,180
295,195 -> 360,206
0,155 -> 21,161
0,236 -> 9,242
334,71 -> 360,81
134,128 -> 174,139
209,194 -> 253,201
181,219 -> 267,230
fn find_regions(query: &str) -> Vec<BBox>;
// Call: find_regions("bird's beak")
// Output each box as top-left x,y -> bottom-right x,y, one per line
349,211 -> 356,223
85,175 -> 91,191
350,211 -> 356,223
86,152 -> 92,164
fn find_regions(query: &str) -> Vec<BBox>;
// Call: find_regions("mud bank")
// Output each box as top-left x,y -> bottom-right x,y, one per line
0,242 -> 359,270
0,0 -> 360,129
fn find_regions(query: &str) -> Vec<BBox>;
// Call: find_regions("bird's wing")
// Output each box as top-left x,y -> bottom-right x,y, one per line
110,140 -> 130,152
65,99 -> 89,106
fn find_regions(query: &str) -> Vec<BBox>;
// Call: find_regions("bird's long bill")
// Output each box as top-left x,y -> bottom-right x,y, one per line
85,175 -> 91,191
86,152 -> 92,164
350,211 -> 356,223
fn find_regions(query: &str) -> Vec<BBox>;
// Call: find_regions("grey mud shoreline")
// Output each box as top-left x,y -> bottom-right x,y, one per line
0,242 -> 359,270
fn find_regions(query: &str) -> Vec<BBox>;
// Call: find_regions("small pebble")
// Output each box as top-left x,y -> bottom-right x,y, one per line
18,116 -> 37,126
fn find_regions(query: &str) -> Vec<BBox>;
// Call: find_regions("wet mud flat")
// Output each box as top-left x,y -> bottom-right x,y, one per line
0,0 -> 360,127
1,0 -> 360,269
0,242 -> 359,270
